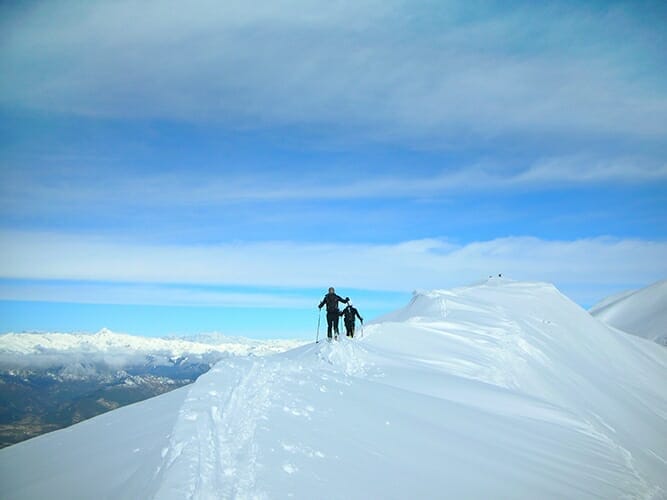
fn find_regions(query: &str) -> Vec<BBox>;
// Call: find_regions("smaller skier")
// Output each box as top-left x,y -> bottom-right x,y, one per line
341,300 -> 363,338
318,287 -> 349,340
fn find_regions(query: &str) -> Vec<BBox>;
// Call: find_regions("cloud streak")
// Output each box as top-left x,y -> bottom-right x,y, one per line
1,231 -> 665,305
0,281 -> 313,309
3,156 -> 665,221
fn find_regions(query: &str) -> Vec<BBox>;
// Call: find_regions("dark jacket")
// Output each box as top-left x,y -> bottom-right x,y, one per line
342,305 -> 363,324
319,292 -> 348,313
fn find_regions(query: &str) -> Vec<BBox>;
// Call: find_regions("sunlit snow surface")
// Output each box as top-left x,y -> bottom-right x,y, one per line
1,279 -> 666,499
590,279 -> 667,345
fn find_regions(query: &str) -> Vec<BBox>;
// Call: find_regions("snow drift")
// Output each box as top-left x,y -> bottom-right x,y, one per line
1,279 -> 666,499
590,279 -> 667,346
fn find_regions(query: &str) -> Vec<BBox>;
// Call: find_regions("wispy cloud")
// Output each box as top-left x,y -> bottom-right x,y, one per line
1,231 -> 665,305
514,157 -> 667,184
1,0 -> 665,143
0,281 -> 313,309
2,156 -> 665,221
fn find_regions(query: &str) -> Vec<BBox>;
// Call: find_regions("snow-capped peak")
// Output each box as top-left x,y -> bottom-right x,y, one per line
0,329 -> 307,374
0,329 -> 305,358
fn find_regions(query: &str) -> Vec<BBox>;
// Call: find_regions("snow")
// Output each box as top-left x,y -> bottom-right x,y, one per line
0,329 -> 306,369
1,279 -> 666,499
590,279 -> 667,345
0,328 -> 304,357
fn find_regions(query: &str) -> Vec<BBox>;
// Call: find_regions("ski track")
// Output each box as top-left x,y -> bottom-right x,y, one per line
150,339 -> 377,500
153,358 -> 282,500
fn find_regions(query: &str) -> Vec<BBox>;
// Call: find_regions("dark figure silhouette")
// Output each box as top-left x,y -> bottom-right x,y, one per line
318,287 -> 349,340
341,302 -> 363,338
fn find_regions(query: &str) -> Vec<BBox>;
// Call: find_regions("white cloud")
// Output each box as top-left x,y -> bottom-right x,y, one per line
1,231 -> 665,305
1,0 -> 665,142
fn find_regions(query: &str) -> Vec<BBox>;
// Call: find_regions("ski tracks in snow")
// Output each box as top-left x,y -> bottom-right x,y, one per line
151,341 -> 374,500
152,357 -> 281,500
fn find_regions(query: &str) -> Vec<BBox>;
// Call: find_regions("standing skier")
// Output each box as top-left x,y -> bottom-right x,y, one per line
341,301 -> 363,338
318,287 -> 349,340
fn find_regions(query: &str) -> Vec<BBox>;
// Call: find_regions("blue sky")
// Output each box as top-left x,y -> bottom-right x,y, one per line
1,0 -> 666,338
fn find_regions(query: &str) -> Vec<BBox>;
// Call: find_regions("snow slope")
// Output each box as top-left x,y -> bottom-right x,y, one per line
590,279 -> 667,345
1,279 -> 666,499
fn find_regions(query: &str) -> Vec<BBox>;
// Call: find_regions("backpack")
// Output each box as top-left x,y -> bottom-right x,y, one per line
325,293 -> 341,312
344,306 -> 356,322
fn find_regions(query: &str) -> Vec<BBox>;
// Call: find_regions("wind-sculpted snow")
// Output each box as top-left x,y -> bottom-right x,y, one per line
1,279 -> 666,499
591,279 -> 667,346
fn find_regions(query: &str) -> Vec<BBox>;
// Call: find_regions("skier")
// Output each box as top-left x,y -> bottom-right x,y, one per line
341,300 -> 363,338
318,287 -> 349,340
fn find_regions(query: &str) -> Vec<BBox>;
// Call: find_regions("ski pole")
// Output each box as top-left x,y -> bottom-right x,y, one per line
336,313 -> 341,341
316,309 -> 322,344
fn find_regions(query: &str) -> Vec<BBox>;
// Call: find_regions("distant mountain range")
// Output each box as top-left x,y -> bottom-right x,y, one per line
0,329 -> 305,448
590,279 -> 667,346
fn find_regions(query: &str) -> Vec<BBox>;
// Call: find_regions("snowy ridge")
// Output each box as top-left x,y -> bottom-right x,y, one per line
590,279 -> 667,345
1,279 -> 666,499
0,329 -> 305,361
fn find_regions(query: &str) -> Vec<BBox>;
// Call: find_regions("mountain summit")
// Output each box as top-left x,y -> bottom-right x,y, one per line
1,280 -> 666,499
